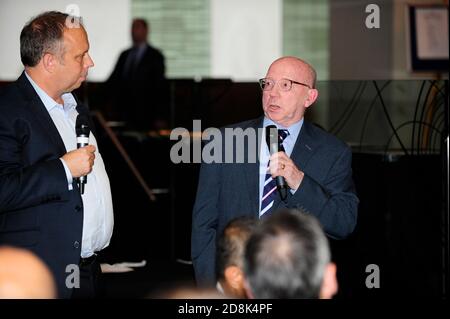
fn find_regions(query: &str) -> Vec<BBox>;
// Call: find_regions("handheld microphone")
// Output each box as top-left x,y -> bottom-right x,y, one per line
75,114 -> 90,194
265,125 -> 288,200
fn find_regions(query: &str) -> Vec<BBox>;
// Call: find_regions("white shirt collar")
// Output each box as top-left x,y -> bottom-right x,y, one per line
24,71 -> 77,112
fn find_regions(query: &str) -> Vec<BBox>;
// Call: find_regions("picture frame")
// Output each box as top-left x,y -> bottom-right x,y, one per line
407,5 -> 449,72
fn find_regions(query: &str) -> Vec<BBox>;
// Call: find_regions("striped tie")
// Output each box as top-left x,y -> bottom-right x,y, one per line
260,129 -> 289,217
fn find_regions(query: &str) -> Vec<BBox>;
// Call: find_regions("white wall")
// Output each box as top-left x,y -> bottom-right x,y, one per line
210,0 -> 282,81
1,0 -> 282,82
0,0 -> 130,81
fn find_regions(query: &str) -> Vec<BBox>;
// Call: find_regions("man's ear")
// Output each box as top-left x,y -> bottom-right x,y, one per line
224,266 -> 244,290
304,88 -> 319,108
42,52 -> 57,73
320,262 -> 338,299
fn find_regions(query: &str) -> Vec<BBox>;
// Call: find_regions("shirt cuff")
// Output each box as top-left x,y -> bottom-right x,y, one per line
59,158 -> 73,191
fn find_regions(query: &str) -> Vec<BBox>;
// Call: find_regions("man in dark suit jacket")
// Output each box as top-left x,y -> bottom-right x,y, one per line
191,56 -> 359,286
0,11 -> 113,298
108,18 -> 167,130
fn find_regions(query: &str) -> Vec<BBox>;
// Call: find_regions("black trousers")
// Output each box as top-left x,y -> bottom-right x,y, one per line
71,255 -> 104,299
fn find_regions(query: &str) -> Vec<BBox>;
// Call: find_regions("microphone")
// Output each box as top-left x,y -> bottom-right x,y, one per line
265,125 -> 288,200
75,114 -> 90,195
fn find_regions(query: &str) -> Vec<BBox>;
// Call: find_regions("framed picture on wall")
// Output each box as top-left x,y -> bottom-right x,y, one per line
407,5 -> 449,72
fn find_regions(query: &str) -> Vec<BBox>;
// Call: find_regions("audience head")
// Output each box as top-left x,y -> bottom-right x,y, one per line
216,217 -> 258,298
0,246 -> 56,299
158,284 -> 227,299
244,209 -> 337,299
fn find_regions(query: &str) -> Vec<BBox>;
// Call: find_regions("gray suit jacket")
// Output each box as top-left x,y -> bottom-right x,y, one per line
191,117 -> 359,286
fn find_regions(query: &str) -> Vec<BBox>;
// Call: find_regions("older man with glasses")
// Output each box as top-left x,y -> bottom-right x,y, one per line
191,56 -> 359,287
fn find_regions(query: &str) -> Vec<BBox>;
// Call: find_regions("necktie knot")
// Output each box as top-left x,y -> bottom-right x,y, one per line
278,129 -> 289,152
278,129 -> 289,144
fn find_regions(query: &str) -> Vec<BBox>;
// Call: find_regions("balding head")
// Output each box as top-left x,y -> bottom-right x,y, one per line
0,246 -> 56,299
268,56 -> 317,89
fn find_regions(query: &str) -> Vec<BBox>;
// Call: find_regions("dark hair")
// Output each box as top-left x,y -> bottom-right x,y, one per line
216,217 -> 258,281
20,11 -> 82,67
244,209 -> 330,299
133,18 -> 148,29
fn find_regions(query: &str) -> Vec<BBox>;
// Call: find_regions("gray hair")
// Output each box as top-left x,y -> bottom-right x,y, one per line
244,209 -> 330,298
20,11 -> 83,66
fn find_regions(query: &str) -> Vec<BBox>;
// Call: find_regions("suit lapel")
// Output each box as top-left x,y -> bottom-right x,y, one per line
17,72 -> 67,155
290,121 -> 316,176
242,117 -> 264,217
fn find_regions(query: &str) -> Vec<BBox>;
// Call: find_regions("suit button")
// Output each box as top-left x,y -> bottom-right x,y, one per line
75,205 -> 82,212
74,241 -> 80,249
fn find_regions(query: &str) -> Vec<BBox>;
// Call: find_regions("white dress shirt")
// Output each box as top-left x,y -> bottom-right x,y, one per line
25,72 -> 114,258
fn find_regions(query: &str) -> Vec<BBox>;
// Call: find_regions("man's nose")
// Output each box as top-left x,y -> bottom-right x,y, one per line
85,53 -> 94,68
269,84 -> 281,97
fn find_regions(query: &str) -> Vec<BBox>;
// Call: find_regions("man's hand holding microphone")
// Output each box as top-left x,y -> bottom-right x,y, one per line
62,145 -> 96,178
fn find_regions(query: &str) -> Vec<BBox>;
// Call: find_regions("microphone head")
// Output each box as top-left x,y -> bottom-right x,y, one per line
265,125 -> 278,153
76,114 -> 90,136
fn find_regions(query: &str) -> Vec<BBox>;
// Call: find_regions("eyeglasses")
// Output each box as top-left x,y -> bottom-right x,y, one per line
259,78 -> 311,91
